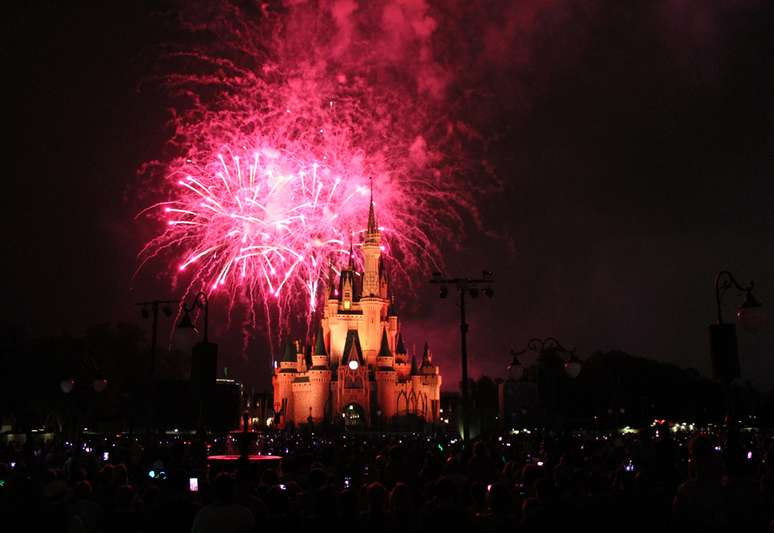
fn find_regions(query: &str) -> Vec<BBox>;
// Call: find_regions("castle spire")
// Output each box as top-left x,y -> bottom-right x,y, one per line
396,332 -> 406,354
378,327 -> 392,357
422,341 -> 432,367
347,234 -> 355,270
314,323 -> 327,356
282,339 -> 296,362
328,260 -> 339,299
367,177 -> 378,235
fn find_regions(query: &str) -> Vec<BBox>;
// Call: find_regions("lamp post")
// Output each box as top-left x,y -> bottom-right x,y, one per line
709,271 -> 765,383
177,292 -> 216,433
508,337 -> 581,379
508,338 -> 580,428
59,353 -> 108,442
136,299 -> 178,380
177,292 -> 209,342
709,271 -> 765,425
429,270 -> 494,443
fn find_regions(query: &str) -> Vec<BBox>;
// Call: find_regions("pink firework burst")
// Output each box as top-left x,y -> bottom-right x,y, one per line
146,146 -> 384,315
137,2 -> 496,345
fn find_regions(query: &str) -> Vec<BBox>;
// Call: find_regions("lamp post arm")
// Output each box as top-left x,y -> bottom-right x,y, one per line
201,293 -> 209,343
715,271 -> 754,325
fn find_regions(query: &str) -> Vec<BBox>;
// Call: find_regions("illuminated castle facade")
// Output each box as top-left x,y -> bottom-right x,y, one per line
272,196 -> 442,428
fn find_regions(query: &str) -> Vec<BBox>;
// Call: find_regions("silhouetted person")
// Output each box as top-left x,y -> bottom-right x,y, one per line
672,433 -> 728,532
191,473 -> 255,533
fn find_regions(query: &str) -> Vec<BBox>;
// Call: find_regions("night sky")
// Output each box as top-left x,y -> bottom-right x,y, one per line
6,1 -> 774,391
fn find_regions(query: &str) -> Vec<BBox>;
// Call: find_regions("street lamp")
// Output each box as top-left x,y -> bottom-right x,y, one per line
178,292 -> 216,432
564,355 -> 582,379
509,337 -> 581,379
136,299 -> 179,380
177,292 -> 209,342
709,271 -> 765,384
715,270 -> 765,333
429,270 -> 494,442
60,352 -> 109,395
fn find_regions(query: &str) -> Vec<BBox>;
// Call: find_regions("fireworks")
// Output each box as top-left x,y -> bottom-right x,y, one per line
137,2 -> 495,344
150,146 -> 375,317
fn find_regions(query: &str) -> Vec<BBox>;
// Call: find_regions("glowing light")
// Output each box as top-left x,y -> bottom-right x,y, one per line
348,360 -> 359,371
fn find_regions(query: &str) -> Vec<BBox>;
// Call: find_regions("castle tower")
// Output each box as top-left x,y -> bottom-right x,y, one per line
375,327 -> 397,420
307,324 -> 331,423
362,180 -> 381,297
359,181 -> 383,363
272,340 -> 298,427
416,341 -> 442,422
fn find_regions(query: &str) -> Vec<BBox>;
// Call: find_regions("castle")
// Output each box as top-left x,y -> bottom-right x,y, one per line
272,194 -> 442,428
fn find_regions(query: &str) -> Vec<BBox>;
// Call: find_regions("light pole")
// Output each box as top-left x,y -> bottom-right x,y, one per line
709,271 -> 765,383
709,271 -> 765,425
429,270 -> 494,442
136,299 -> 178,380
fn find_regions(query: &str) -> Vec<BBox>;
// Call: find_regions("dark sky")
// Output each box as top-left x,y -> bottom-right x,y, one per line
6,1 -> 774,391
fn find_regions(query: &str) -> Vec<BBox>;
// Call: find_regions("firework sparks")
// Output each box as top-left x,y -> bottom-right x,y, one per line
137,2 -> 496,346
158,146 -> 372,315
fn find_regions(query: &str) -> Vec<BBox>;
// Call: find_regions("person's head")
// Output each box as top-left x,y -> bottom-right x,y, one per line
265,484 -> 290,514
213,473 -> 236,504
445,455 -> 462,475
115,484 -> 135,509
432,476 -> 458,507
473,441 -> 487,458
389,482 -> 412,514
98,464 -> 114,485
521,464 -> 542,494
74,480 -> 92,500
260,468 -> 279,486
366,481 -> 386,512
487,482 -> 511,514
470,481 -> 486,509
688,433 -> 718,478
308,467 -> 327,490
112,463 -> 128,486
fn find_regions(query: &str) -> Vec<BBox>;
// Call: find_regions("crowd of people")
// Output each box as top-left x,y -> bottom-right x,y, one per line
1,423 -> 773,532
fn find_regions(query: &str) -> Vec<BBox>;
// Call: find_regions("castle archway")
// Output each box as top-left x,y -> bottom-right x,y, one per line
342,403 -> 366,428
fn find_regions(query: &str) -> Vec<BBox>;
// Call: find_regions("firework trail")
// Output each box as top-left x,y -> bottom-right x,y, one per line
138,1 -> 498,349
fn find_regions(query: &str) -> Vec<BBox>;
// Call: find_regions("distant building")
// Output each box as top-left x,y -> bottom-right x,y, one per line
273,195 -> 442,428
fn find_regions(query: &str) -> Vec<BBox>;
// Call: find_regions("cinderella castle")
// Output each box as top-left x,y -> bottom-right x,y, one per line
272,194 -> 442,428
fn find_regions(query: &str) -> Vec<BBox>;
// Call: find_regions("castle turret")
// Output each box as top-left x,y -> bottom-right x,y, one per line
415,341 -> 441,423
272,339 -> 298,428
375,327 -> 394,368
421,341 -> 432,371
362,180 -> 381,297
379,257 -> 390,301
306,325 -> 332,424
375,327 -> 397,421
311,323 -> 329,368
